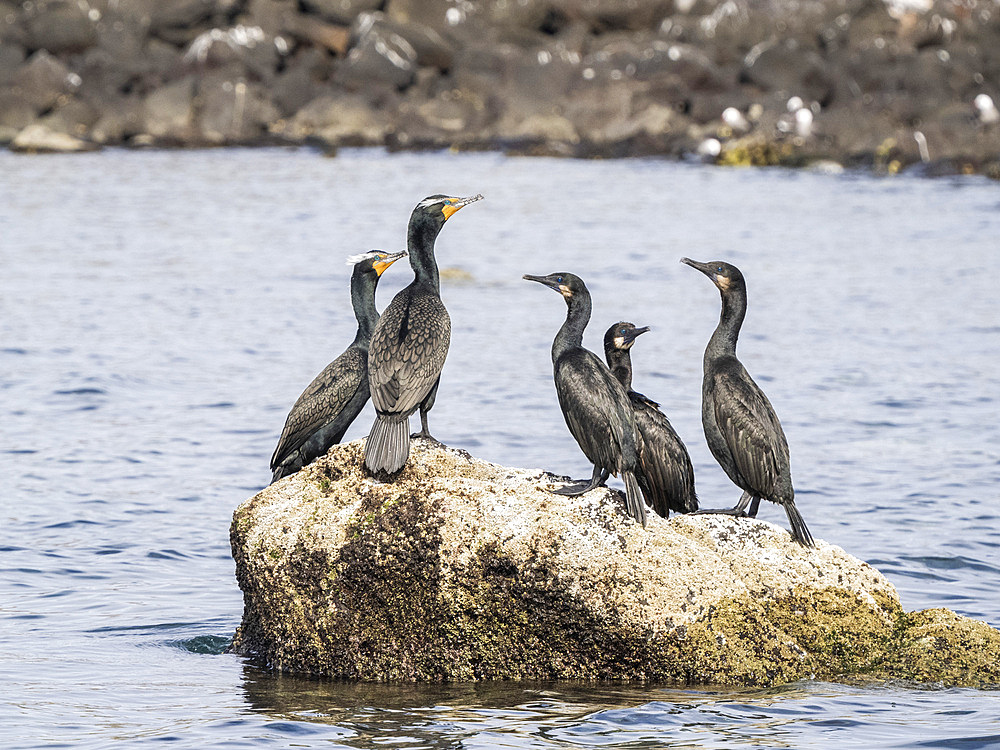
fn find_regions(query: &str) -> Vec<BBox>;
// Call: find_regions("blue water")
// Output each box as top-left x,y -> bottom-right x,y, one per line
1,149 -> 998,748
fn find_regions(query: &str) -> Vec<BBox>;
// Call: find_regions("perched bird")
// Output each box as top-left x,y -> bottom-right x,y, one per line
523,272 -> 647,527
364,193 -> 483,479
270,249 -> 406,483
680,258 -> 814,547
603,321 -> 699,518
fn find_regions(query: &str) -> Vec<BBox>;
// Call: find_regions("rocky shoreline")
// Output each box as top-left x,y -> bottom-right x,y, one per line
230,440 -> 1000,686
2,0 -> 999,175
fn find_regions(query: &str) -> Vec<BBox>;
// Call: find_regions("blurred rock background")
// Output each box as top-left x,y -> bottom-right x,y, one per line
1,0 -> 997,174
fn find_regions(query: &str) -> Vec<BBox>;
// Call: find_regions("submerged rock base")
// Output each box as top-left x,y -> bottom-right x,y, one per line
230,440 -> 1000,687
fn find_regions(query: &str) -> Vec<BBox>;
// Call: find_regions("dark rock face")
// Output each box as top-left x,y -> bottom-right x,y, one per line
1,0 -> 998,175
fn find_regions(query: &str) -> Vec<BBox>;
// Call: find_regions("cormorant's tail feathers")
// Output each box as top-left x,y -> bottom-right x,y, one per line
623,471 -> 648,528
784,501 -> 815,548
364,414 -> 410,479
270,456 -> 300,485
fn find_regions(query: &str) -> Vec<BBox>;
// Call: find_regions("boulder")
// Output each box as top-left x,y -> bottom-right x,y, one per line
230,440 -> 1000,686
10,50 -> 78,112
141,77 -> 197,141
281,92 -> 392,145
300,0 -> 382,26
24,0 -> 97,54
10,122 -> 98,152
334,18 -> 418,90
196,74 -> 281,143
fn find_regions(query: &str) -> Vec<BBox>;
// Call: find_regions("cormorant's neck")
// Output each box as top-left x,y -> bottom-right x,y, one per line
707,286 -> 746,361
605,346 -> 632,390
351,270 -> 379,347
552,291 -> 591,363
407,218 -> 443,293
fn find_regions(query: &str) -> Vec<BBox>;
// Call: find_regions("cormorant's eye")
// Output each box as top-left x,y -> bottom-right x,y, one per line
716,266 -> 724,273
556,276 -> 563,283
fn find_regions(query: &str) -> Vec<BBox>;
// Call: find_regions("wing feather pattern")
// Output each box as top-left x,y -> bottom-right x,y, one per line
711,364 -> 788,498
369,289 -> 451,417
555,350 -> 633,475
271,347 -> 367,470
632,398 -> 698,515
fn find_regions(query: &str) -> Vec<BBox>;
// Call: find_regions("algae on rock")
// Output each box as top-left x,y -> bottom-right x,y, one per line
230,440 -> 1000,687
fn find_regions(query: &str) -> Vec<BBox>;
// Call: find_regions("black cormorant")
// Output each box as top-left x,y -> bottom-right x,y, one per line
680,258 -> 814,547
603,321 -> 699,518
523,272 -> 647,527
270,249 -> 406,483
364,193 -> 483,479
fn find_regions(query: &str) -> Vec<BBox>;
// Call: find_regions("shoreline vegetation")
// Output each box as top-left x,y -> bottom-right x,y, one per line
2,0 -> 998,177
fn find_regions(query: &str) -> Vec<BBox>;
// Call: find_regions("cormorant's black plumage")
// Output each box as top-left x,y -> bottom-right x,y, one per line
603,321 -> 699,518
364,193 -> 482,479
524,273 -> 647,527
681,258 -> 814,547
270,249 -> 406,483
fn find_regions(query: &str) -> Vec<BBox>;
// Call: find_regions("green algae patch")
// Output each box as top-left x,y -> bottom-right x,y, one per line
230,440 -> 1000,688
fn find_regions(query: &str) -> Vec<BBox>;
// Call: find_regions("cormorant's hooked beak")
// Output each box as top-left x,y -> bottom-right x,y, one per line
442,193 -> 484,220
681,257 -> 728,290
523,274 -> 572,298
621,325 -> 650,346
373,250 -> 407,276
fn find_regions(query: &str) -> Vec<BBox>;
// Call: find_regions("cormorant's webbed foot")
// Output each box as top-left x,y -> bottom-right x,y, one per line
691,507 -> 749,518
550,467 -> 609,496
410,430 -> 443,443
691,491 -> 758,518
411,409 -> 444,443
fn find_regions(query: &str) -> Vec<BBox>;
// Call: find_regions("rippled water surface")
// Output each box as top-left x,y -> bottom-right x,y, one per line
2,149 -> 998,748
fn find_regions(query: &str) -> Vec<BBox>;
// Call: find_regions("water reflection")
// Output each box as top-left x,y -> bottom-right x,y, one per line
237,670 -> 1000,749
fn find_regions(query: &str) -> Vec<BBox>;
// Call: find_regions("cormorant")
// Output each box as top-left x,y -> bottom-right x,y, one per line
364,193 -> 483,479
680,258 -> 814,547
523,272 -> 647,527
270,249 -> 406,483
603,321 -> 699,518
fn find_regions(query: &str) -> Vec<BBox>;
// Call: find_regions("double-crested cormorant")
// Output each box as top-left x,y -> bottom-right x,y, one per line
603,321 -> 699,518
364,193 -> 483,479
680,258 -> 814,547
270,249 -> 406,483
523,272 -> 647,527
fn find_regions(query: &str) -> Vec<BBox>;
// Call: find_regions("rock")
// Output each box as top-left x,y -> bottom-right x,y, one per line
10,50 -> 78,112
281,13 -> 351,54
141,77 -> 197,142
89,97 -> 145,144
334,17 -> 418,91
355,12 -> 455,71
229,440 -> 1000,686
10,122 -> 98,152
0,40 -> 26,84
149,0 -> 219,36
300,0 -> 382,26
741,38 -> 833,103
0,91 -> 36,133
0,0 -> 997,176
269,47 -> 335,117
37,97 -> 101,136
548,0 -> 673,33
282,93 -> 391,145
197,74 -> 280,143
24,0 -> 97,54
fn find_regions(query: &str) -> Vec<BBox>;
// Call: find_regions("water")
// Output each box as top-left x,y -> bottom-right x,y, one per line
1,148 -> 998,748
